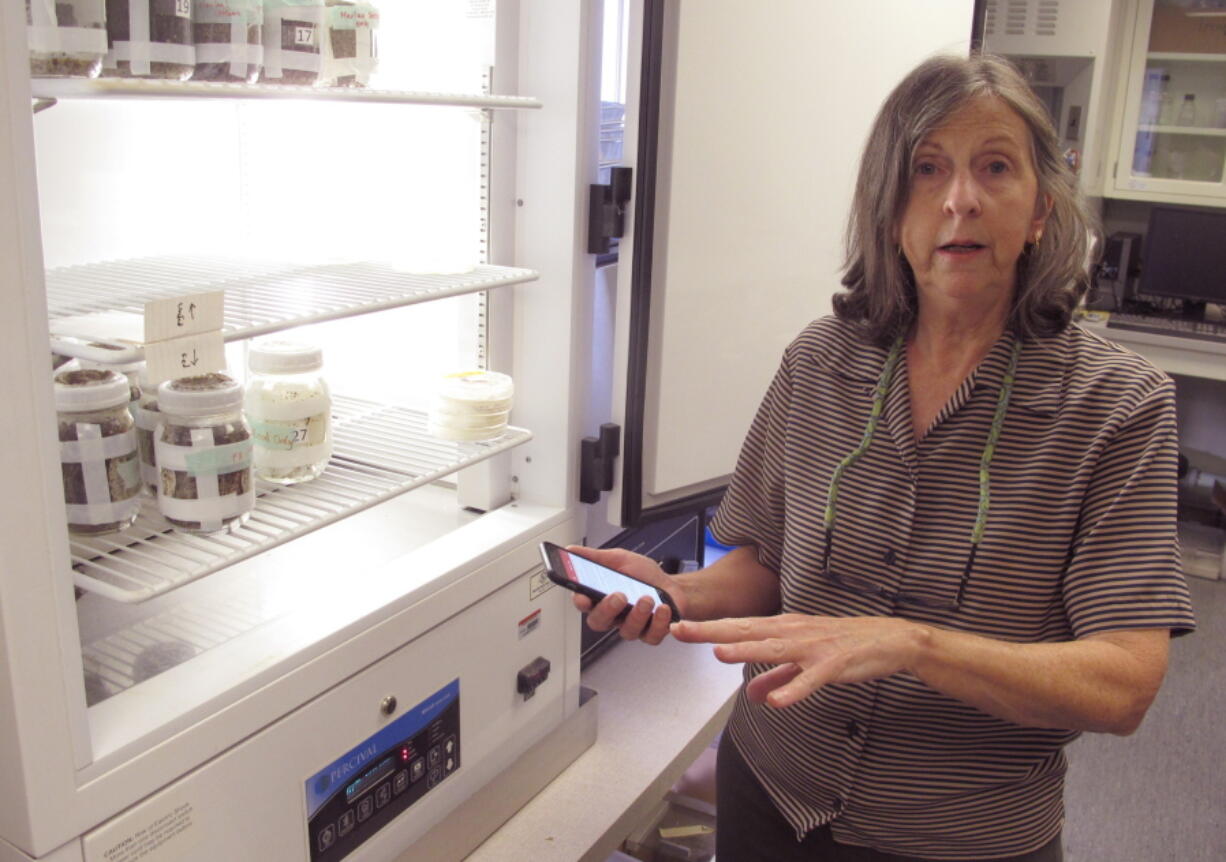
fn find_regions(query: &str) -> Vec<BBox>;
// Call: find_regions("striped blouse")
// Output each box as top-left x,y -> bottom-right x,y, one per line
708,314 -> 1197,860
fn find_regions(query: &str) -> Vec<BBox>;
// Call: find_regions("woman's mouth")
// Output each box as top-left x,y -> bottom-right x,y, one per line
938,241 -> 985,255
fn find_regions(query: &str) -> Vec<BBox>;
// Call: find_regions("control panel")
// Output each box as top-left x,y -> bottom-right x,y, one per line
305,680 -> 461,861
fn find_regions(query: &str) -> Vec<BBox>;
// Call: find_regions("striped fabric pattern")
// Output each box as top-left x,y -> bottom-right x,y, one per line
708,314 -> 1197,860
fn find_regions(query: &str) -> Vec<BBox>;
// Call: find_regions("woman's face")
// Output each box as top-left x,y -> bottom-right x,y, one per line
896,95 -> 1050,312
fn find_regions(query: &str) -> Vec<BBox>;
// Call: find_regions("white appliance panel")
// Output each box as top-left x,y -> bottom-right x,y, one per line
80,555 -> 575,862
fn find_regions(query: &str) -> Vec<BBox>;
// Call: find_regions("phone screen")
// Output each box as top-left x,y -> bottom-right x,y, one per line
546,544 -> 662,606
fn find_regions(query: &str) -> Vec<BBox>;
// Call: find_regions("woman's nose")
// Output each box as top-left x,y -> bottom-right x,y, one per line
942,171 -> 982,218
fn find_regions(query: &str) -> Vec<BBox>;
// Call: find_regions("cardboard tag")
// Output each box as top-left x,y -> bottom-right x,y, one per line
144,291 -> 225,344
144,331 -> 227,387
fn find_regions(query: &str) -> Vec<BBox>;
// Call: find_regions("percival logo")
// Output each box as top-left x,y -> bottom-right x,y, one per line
315,742 -> 379,794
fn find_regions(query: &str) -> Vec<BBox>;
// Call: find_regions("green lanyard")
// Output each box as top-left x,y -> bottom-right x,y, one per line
823,334 -> 1023,550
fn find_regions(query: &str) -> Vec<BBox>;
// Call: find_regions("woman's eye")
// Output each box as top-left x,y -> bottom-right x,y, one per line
914,162 -> 938,176
986,160 -> 1010,174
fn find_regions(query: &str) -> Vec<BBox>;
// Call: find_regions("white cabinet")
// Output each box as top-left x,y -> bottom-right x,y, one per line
982,0 -> 1129,197
1107,0 -> 1226,205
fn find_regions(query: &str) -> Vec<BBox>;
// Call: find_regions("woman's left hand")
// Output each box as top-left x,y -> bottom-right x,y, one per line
671,614 -> 928,709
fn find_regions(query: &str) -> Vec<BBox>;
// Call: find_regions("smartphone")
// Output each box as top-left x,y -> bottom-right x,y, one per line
538,541 -> 682,620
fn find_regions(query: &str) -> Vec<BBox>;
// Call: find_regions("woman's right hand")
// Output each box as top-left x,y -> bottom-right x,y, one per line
565,545 -> 689,646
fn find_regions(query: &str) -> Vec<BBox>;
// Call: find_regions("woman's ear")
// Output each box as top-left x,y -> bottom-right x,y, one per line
1031,192 -> 1054,241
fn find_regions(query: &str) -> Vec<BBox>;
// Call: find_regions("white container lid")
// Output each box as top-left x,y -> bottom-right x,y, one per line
436,370 -> 514,403
54,368 -> 131,412
79,347 -> 145,374
249,339 -> 324,375
158,373 -> 244,416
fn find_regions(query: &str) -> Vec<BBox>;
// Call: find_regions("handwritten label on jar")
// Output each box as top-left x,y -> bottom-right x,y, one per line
183,439 -> 253,476
144,291 -> 224,344
250,414 -> 327,451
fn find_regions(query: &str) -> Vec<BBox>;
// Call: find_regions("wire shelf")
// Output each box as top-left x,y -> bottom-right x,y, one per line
69,395 -> 531,603
46,257 -> 538,362
30,78 -> 542,110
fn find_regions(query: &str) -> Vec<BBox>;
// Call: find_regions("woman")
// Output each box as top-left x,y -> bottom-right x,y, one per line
573,54 -> 1196,861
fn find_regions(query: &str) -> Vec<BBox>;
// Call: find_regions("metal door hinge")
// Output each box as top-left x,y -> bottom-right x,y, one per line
587,167 -> 633,254
579,422 -> 621,503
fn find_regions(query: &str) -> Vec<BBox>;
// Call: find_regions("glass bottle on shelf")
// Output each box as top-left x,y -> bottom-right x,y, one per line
244,339 -> 332,485
155,372 -> 255,534
1177,93 -> 1197,127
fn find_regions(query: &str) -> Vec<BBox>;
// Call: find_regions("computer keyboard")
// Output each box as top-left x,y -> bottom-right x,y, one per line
1105,312 -> 1226,343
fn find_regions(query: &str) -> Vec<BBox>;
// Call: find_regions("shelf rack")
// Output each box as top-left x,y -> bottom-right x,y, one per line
70,394 -> 531,603
47,256 -> 539,362
30,78 -> 542,110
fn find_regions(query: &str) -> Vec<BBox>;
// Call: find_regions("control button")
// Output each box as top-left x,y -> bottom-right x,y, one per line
318,824 -> 336,851
428,766 -> 443,789
517,656 -> 552,699
882,548 -> 897,566
445,756 -> 455,773
375,782 -> 392,809
393,770 -> 409,795
356,796 -> 374,823
338,810 -> 356,837
410,757 -> 426,782
428,745 -> 443,768
445,735 -> 456,755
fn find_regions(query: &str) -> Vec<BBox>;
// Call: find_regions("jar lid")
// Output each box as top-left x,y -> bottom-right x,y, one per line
248,339 -> 324,375
158,372 -> 244,416
80,344 -> 145,373
436,370 -> 514,403
54,368 -> 131,412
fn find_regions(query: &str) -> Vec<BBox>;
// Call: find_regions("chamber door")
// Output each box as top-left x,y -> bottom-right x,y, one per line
605,0 -> 976,527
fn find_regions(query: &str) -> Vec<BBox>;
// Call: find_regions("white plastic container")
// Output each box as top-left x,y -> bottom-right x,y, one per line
155,373 -> 255,534
244,339 -> 332,485
54,368 -> 141,535
427,370 -> 513,442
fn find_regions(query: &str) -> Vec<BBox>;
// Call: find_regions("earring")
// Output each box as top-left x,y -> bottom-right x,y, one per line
1033,230 -> 1043,248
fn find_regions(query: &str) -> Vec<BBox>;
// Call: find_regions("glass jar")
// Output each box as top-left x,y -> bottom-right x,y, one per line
321,0 -> 378,88
427,370 -> 514,442
133,367 -> 160,496
26,0 -> 108,78
103,0 -> 196,81
260,0 -> 324,85
244,339 -> 332,485
55,368 -> 142,535
155,372 -> 255,534
193,0 -> 264,83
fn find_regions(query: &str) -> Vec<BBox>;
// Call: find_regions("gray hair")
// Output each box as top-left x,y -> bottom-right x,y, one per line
834,53 -> 1099,345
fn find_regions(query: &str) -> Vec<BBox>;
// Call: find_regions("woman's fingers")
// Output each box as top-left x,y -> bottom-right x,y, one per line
671,616 -> 785,645
640,602 -> 674,646
618,595 -> 657,640
583,592 -> 629,631
745,663 -> 802,704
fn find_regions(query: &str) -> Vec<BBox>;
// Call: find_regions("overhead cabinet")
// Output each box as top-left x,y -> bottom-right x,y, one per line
1108,0 -> 1226,206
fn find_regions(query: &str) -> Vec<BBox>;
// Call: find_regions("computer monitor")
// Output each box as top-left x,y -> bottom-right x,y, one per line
1138,206 -> 1226,313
